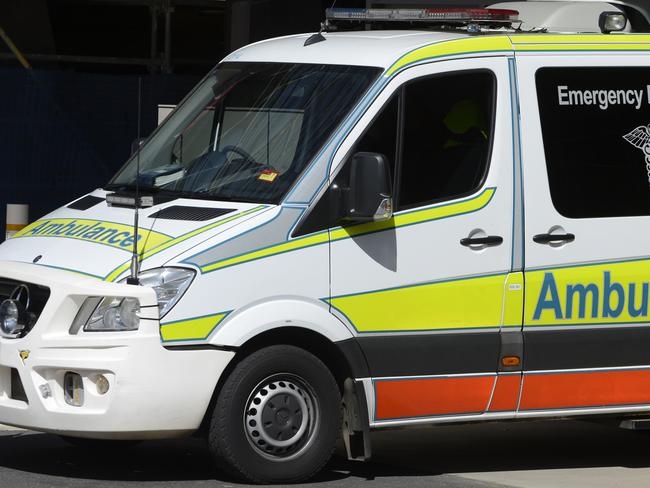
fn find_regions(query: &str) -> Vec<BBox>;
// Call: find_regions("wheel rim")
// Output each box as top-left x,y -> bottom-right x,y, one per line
244,374 -> 318,460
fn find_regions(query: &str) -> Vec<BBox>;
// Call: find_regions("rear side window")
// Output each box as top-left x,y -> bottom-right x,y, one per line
537,67 -> 650,218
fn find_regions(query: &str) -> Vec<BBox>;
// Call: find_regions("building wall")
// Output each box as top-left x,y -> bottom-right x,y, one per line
0,68 -> 200,237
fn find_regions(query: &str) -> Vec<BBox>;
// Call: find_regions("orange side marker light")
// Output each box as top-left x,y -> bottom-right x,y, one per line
501,356 -> 521,367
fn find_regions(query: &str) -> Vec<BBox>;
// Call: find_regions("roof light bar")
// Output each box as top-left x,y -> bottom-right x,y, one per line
325,7 -> 519,24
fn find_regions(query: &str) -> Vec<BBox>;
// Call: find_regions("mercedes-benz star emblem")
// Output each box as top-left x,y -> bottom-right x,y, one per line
10,284 -> 30,310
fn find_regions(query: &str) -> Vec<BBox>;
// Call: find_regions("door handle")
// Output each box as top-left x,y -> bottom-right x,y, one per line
533,233 -> 575,244
460,235 -> 503,247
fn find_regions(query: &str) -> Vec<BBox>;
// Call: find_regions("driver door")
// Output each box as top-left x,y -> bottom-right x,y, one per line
328,57 -> 522,423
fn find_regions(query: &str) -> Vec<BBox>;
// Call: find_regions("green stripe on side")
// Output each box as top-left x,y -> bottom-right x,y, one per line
160,312 -> 229,342
200,187 -> 495,273
106,205 -> 267,282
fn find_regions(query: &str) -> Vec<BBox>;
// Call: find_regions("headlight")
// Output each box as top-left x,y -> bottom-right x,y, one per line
137,267 -> 195,317
85,296 -> 140,331
82,267 -> 194,332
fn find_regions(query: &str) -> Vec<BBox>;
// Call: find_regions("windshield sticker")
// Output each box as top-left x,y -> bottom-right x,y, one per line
257,169 -> 278,183
623,124 -> 650,185
11,218 -> 172,252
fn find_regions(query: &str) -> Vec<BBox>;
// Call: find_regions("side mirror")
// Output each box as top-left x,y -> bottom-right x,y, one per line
341,152 -> 393,223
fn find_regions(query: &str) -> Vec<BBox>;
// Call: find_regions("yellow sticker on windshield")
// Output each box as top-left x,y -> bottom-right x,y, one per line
258,170 -> 278,183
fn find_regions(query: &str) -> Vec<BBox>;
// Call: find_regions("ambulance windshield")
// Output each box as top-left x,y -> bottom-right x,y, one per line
108,62 -> 380,204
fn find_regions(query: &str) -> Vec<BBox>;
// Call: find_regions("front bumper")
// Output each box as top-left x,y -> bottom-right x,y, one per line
0,261 -> 234,439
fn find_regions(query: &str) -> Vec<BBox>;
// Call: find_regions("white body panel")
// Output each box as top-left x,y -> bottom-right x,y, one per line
517,53 -> 650,270
0,261 -> 232,438
1,25 -> 649,440
224,31 -> 465,68
330,58 -> 514,299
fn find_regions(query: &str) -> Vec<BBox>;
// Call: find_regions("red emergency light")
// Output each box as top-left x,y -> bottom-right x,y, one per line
325,7 -> 519,24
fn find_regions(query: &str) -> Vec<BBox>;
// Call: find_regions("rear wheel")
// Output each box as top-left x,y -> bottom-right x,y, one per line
209,345 -> 341,483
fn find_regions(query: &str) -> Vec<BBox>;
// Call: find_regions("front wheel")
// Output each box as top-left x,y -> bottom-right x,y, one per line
209,345 -> 341,483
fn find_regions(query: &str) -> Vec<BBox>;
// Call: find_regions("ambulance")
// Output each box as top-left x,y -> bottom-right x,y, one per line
1,2 -> 650,483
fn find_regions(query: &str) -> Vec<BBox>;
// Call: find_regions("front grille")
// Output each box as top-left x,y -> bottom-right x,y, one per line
0,278 -> 50,338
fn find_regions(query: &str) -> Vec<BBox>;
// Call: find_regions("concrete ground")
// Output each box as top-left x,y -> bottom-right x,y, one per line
0,418 -> 649,487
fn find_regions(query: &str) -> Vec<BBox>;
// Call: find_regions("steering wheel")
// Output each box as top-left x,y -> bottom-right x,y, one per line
221,144 -> 280,174
178,144 -> 279,194
221,145 -> 258,166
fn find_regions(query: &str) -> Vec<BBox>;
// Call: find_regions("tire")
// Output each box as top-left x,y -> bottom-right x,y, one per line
209,345 -> 342,484
59,436 -> 141,450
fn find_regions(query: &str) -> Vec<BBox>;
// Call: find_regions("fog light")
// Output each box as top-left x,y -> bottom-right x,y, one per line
95,374 -> 110,395
39,384 -> 52,399
599,11 -> 627,33
64,372 -> 84,407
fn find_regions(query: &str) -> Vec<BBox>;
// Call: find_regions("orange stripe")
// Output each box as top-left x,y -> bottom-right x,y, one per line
488,374 -> 521,412
375,376 -> 494,420
520,369 -> 650,410
5,223 -> 26,231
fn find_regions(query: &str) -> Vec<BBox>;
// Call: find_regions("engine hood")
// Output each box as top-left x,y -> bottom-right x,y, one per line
0,190 -> 271,282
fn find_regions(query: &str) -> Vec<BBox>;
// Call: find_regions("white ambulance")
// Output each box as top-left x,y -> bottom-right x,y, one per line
1,4 -> 650,483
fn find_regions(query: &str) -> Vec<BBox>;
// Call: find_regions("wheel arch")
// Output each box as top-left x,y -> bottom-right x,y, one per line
199,325 -> 370,436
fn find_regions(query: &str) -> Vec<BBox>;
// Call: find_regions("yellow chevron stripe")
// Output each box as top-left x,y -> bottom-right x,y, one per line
200,188 -> 495,273
160,312 -> 228,342
106,205 -> 266,282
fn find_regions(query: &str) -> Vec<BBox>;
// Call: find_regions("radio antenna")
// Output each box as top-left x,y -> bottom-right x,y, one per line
127,77 -> 143,285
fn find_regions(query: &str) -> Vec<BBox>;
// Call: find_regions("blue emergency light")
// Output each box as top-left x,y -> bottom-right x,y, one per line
325,7 -> 519,24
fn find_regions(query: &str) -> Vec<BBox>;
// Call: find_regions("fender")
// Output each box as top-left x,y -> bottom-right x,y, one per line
209,295 -> 355,347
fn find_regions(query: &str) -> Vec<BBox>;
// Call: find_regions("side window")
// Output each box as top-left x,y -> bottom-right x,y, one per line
354,95 -> 399,183
537,67 -> 650,218
294,95 -> 398,236
397,71 -> 495,210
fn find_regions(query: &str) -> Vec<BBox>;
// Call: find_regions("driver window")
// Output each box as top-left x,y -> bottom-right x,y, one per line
397,70 -> 495,210
295,95 -> 398,236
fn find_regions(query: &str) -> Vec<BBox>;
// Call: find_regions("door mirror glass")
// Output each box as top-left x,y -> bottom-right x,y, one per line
341,151 -> 393,223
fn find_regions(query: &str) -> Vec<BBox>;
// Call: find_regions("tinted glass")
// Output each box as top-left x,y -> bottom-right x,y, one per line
537,67 -> 650,218
397,71 -> 495,210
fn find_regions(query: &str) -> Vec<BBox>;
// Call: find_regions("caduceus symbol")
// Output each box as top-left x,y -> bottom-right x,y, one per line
623,124 -> 650,185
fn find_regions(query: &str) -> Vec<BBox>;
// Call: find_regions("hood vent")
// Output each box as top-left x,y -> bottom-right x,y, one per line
148,206 -> 235,221
67,195 -> 104,210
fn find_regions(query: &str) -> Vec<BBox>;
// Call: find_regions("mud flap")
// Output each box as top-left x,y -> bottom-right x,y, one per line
342,378 -> 372,461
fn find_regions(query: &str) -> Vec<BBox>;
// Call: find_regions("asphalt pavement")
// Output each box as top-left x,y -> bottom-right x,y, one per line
1,418 -> 650,487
